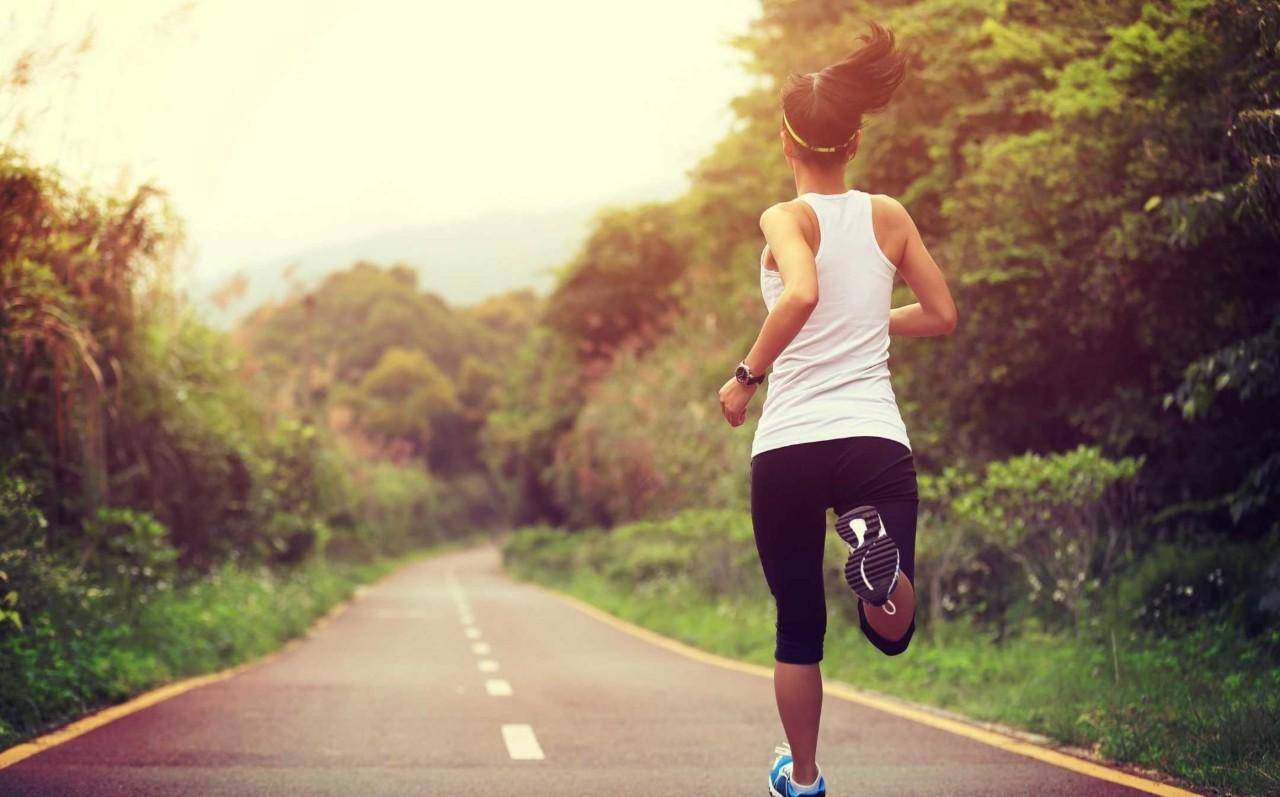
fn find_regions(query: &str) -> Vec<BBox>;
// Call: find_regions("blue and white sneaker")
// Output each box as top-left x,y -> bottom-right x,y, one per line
768,743 -> 826,797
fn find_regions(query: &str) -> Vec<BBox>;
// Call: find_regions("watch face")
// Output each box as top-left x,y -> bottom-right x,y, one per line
735,364 -> 749,384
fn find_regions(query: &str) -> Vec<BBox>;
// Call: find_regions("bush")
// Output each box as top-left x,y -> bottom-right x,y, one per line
78,507 -> 178,601
941,447 -> 1143,628
0,472 -> 50,630
1112,538 -> 1280,639
501,525 -> 587,581
263,511 -> 329,565
915,467 -> 1018,630
340,461 -> 439,559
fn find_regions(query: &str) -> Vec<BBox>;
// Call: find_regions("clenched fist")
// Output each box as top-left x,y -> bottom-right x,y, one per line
718,377 -> 757,427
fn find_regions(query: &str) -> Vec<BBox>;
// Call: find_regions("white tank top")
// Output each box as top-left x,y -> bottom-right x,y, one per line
751,189 -> 911,458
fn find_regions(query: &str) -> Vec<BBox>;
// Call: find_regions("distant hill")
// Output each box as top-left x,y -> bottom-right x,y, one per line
189,182 -> 682,326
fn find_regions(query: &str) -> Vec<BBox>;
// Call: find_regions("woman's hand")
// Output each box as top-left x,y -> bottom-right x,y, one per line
718,377 -> 757,427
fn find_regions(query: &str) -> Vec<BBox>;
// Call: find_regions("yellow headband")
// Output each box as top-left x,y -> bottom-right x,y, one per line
782,108 -> 859,154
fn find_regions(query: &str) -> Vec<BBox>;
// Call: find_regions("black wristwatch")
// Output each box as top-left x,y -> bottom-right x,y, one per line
734,361 -> 766,386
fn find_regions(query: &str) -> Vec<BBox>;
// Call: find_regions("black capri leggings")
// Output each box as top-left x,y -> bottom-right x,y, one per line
750,435 -> 919,664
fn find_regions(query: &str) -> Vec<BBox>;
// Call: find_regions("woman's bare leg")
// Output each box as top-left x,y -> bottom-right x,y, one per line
772,570 -> 911,788
774,661 -> 822,785
862,574 -> 915,641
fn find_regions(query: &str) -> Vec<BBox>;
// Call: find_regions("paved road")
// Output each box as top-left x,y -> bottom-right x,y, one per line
0,545 -> 1157,796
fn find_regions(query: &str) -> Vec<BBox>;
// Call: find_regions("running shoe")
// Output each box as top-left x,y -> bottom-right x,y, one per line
769,743 -> 826,797
834,505 -> 900,608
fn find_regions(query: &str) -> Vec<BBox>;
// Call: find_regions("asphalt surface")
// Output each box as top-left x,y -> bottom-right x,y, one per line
0,545 -> 1155,796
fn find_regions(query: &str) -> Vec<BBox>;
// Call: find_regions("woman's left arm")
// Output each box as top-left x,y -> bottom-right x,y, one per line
718,202 -> 820,427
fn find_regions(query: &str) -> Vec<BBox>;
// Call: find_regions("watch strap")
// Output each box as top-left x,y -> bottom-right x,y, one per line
736,361 -> 766,385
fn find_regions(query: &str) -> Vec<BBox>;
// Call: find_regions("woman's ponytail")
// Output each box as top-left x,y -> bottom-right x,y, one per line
781,21 -> 909,164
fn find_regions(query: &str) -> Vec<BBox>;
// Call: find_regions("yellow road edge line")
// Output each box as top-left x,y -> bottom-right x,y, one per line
537,584 -> 1200,797
0,594 -> 354,772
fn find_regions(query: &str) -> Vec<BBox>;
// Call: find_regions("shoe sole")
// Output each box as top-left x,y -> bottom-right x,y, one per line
835,505 -> 900,606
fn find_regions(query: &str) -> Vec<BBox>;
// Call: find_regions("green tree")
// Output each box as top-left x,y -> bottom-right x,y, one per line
354,347 -> 458,457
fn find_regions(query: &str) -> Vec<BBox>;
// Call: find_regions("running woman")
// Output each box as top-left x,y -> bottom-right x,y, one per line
716,22 -> 957,797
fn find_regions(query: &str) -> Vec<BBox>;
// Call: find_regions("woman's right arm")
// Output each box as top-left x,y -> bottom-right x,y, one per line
874,196 -> 958,337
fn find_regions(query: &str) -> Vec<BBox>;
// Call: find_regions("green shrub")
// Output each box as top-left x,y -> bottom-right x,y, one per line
915,468 -> 1018,630
1112,538 -> 1280,638
502,526 -> 597,582
342,461 -> 439,558
0,474 -> 53,631
263,511 -> 328,565
944,447 -> 1143,627
78,507 -> 178,601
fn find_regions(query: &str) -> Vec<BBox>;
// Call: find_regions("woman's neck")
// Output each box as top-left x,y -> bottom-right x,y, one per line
792,161 -> 848,196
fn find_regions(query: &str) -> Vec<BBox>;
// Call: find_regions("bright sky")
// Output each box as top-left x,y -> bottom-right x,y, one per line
7,0 -> 758,285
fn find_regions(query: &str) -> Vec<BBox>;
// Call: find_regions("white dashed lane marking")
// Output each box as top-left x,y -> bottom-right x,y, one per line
501,724 -> 544,760
449,572 -> 533,751
445,570 -> 473,623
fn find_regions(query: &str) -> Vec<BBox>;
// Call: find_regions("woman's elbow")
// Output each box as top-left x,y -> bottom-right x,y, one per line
789,287 -> 819,312
939,305 -> 958,335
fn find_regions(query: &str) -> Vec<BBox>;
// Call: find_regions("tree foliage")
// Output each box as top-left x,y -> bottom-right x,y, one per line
240,262 -> 529,479
0,150 -> 491,638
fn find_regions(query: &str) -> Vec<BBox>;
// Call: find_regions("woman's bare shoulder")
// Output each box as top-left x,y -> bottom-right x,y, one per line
868,194 -> 914,264
761,200 -> 820,254
760,199 -> 813,227
869,193 -> 911,225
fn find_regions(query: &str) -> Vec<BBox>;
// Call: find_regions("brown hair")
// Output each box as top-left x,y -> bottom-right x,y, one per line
780,21 -> 909,167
